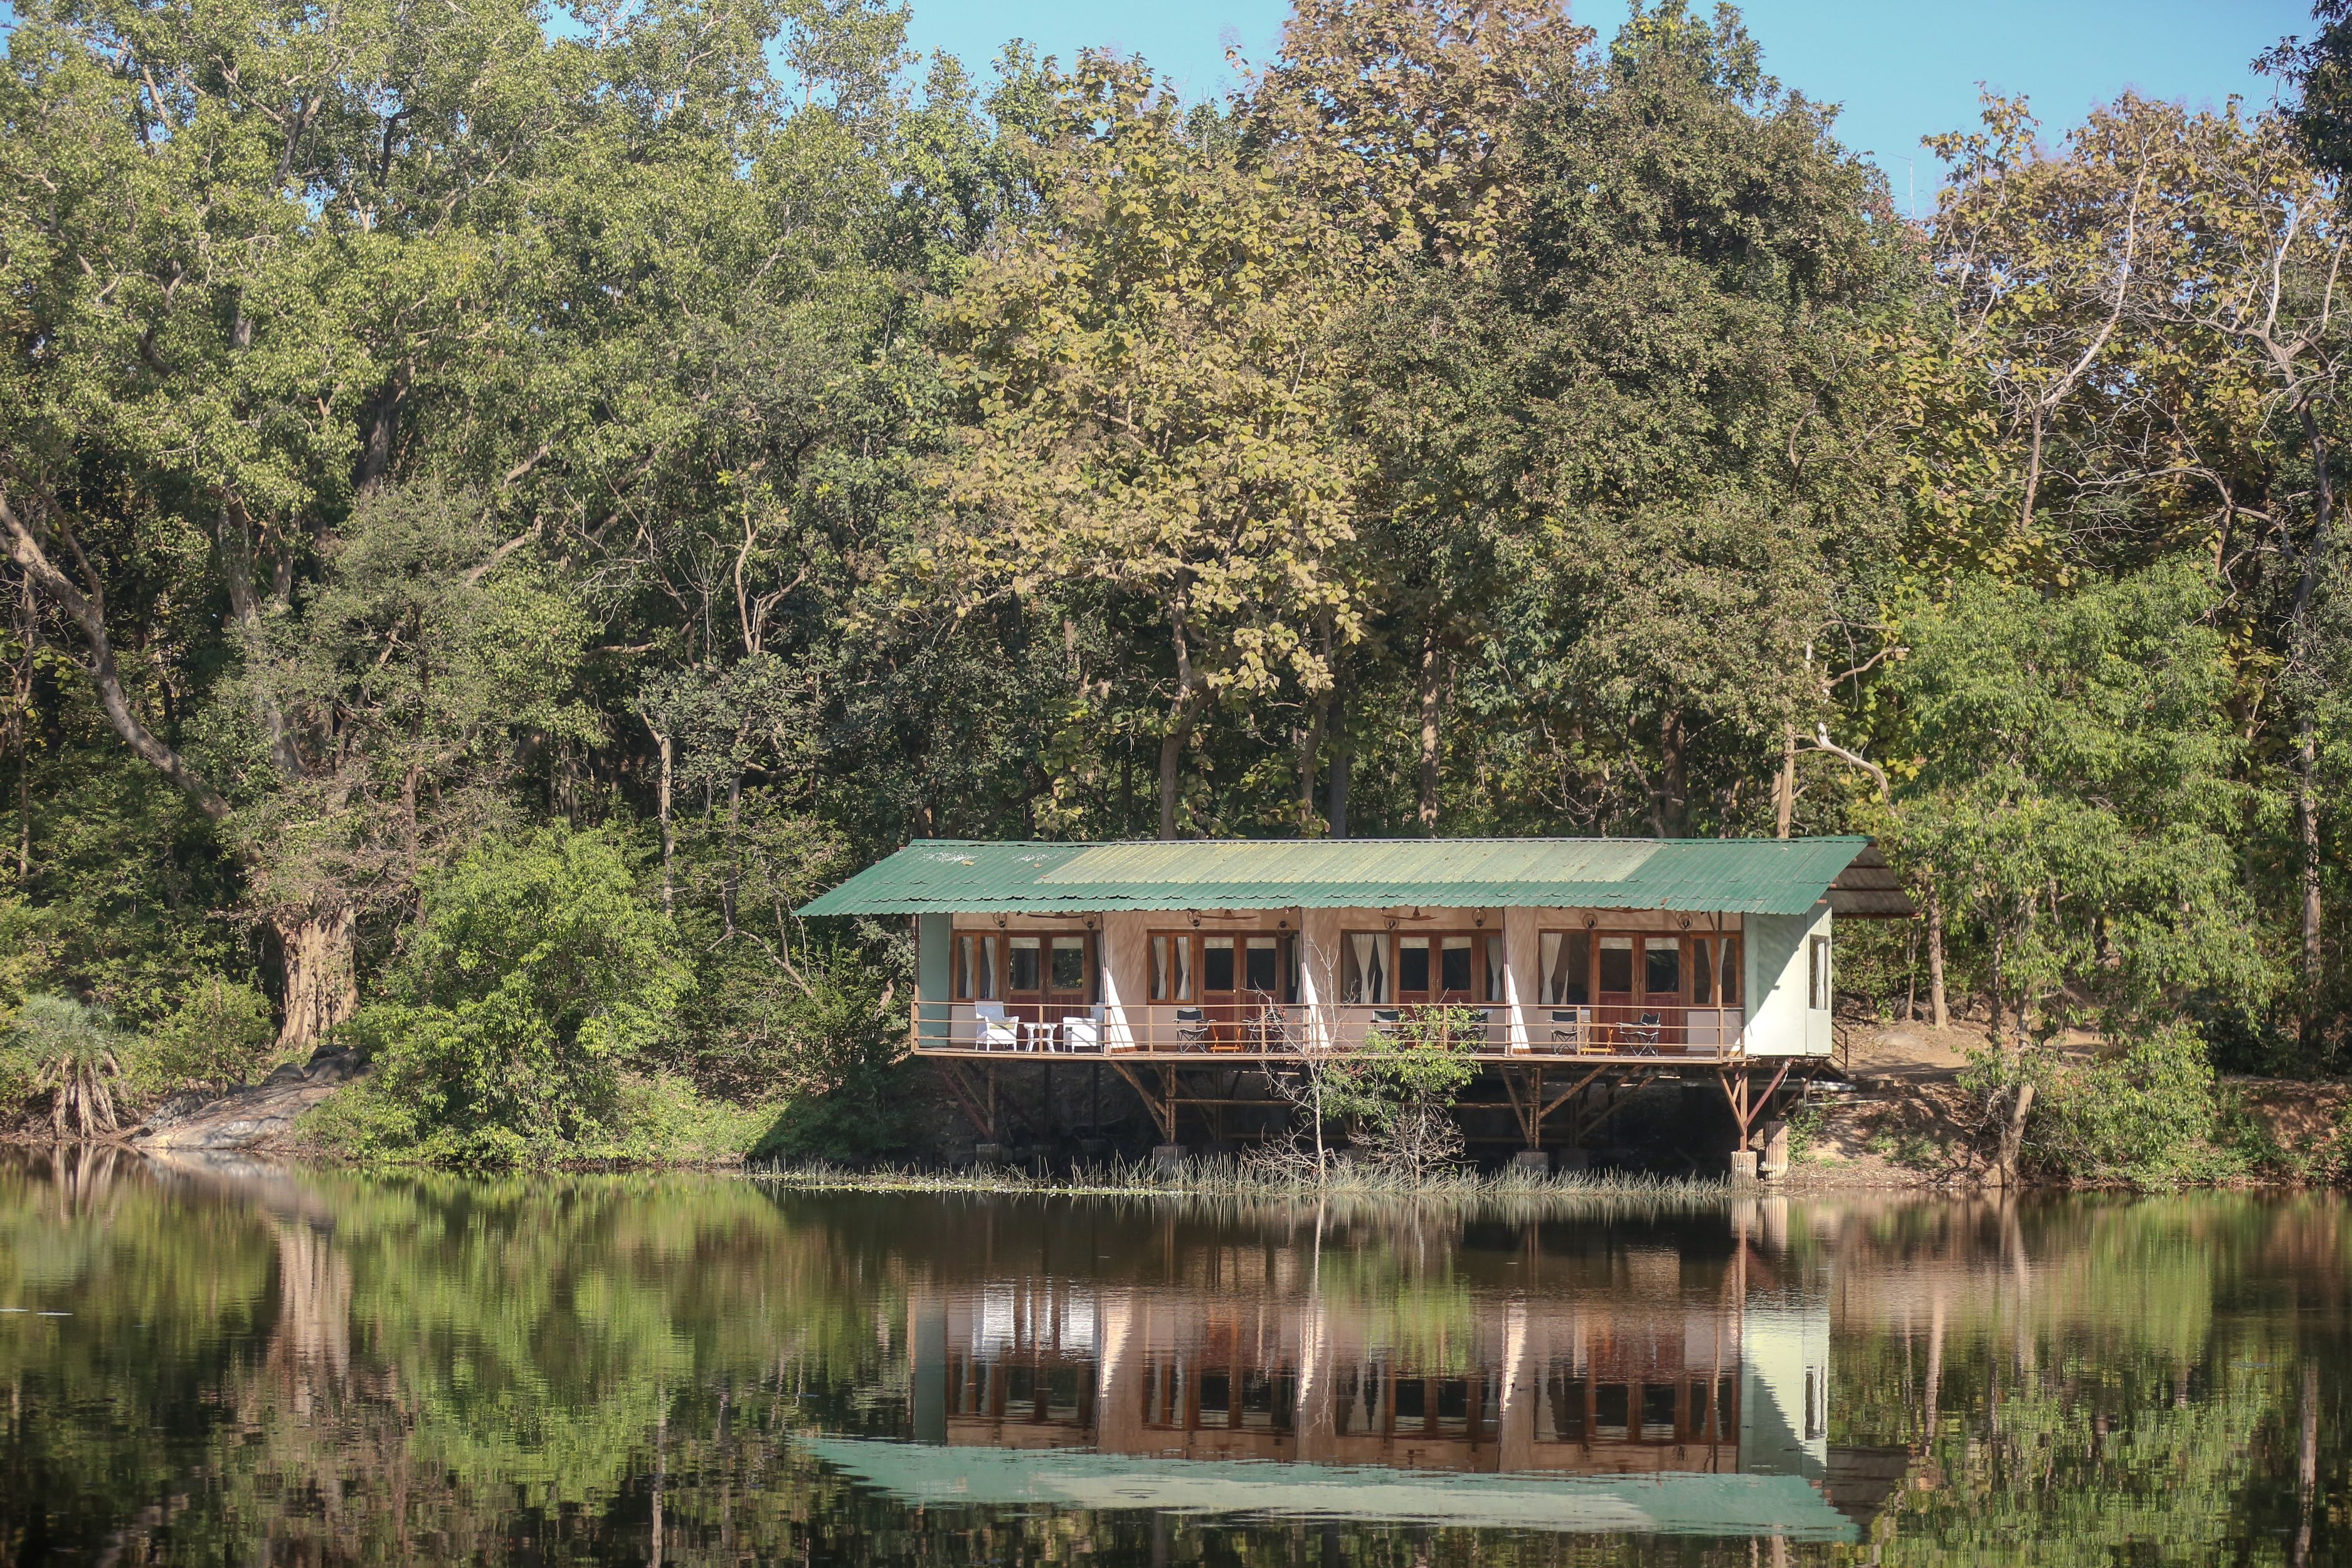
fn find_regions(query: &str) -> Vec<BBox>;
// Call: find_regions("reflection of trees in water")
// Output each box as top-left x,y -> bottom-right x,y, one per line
267,1219 -> 352,1406
2,1157 -> 2351,1564
41,1139 -> 125,1219
1819,1194 -> 2352,1564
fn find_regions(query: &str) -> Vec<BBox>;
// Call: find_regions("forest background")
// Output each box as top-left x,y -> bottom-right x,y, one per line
8,0 -> 2352,1169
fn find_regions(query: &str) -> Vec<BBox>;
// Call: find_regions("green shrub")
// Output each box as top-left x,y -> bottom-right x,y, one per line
141,976 -> 278,1093
321,825 -> 689,1167
1998,1022 -> 2247,1187
575,1073 -> 775,1165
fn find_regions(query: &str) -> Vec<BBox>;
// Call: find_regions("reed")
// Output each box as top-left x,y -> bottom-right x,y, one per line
747,1154 -> 1730,1209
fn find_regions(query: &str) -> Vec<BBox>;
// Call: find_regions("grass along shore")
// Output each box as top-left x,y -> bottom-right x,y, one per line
750,1154 -> 1734,1206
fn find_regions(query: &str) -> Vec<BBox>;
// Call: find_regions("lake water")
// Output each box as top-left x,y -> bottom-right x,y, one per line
0,1152 -> 2345,1565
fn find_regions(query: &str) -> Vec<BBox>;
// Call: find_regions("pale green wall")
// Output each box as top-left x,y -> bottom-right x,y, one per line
916,913 -> 951,1045
1742,903 -> 1833,1057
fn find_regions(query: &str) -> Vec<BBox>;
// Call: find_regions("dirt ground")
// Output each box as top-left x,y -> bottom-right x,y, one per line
1783,1019 -> 2351,1188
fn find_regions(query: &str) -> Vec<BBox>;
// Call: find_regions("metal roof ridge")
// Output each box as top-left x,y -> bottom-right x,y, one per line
896,834 -> 1870,846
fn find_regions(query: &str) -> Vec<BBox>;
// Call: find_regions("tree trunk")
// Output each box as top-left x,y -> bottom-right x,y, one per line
1160,581 -> 1199,840
1157,707 -> 1195,840
0,492 -> 230,820
1298,697 -> 1327,835
1994,1078 -> 2035,1187
1659,710 -> 1688,837
2020,408 -> 2045,539
1926,890 -> 1949,1029
276,908 -> 357,1054
2298,726 -> 2323,989
1328,694 -> 1350,839
2292,400 -> 2334,993
1328,748 -> 1350,839
1416,630 -> 1443,834
1774,721 -> 1796,838
1904,921 -> 1919,1023
655,729 -> 675,916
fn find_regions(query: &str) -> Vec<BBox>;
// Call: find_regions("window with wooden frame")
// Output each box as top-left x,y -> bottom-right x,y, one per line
1343,930 -> 1496,1005
961,930 -> 1093,1005
1538,929 -> 1744,1008
1685,934 -> 1743,1005
951,933 -> 1000,1002
1148,931 -> 1296,1004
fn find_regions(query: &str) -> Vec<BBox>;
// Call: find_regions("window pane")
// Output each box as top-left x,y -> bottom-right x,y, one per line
978,937 -> 997,1000
1203,936 -> 1235,992
1595,1384 -> 1630,1436
1688,938 -> 1712,1004
1051,936 -> 1085,991
1151,936 -> 1170,1002
1547,1368 -> 1586,1441
1244,936 -> 1278,993
1644,941 -> 1680,996
1009,936 -> 1041,992
1544,933 -> 1589,1005
954,935 -> 970,1000
1439,935 -> 1472,993
1808,935 -> 1830,1010
1485,935 -> 1505,1002
1399,937 -> 1431,993
1344,933 -> 1385,1004
1177,938 -> 1192,1001
1722,939 -> 1740,1005
1597,936 -> 1633,993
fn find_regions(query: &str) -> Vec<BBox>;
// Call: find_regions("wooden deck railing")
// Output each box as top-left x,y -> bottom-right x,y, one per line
908,1001 -> 1747,1061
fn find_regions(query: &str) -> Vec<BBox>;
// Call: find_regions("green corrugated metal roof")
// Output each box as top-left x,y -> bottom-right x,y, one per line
796,837 -> 1868,918
802,1436 -> 1857,1540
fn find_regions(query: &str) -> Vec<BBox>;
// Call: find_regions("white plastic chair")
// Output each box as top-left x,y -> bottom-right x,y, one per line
1060,1015 -> 1102,1052
974,1002 -> 1017,1051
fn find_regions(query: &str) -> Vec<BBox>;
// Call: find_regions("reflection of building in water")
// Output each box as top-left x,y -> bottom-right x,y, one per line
906,1258 -> 1828,1486
867,1227 -> 1866,1540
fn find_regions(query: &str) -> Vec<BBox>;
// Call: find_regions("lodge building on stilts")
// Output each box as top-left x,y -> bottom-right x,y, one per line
797,837 -> 1912,1171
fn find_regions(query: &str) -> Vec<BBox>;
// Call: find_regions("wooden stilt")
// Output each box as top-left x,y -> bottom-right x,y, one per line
1502,1067 -> 1536,1148
1106,1059 -> 1177,1143
1717,1057 -> 1793,1151
1751,1058 -> 1793,1148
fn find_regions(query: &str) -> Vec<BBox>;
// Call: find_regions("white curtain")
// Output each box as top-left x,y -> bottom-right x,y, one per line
978,936 -> 997,1000
1348,932 -> 1385,1004
1539,932 -> 1562,1004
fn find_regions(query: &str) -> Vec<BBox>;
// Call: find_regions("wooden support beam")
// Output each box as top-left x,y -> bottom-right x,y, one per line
935,1060 -> 995,1140
1750,1057 -> 1794,1148
1540,1065 -> 1609,1128
1106,1059 -> 1176,1143
1501,1067 -> 1534,1148
1576,1072 -> 1659,1143
1717,1057 -> 1794,1150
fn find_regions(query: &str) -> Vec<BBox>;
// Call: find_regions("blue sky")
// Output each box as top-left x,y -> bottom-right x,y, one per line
901,0 -> 2315,215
